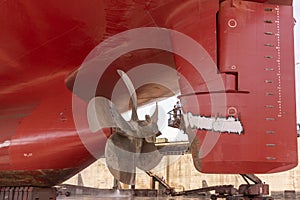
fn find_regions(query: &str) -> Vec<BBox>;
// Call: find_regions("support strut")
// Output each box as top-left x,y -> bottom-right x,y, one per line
146,171 -> 273,200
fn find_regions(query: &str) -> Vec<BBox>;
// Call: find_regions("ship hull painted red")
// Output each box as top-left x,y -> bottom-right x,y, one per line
0,0 -> 296,186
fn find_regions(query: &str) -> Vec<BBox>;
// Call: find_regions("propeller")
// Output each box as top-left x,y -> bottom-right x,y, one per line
87,70 -> 163,185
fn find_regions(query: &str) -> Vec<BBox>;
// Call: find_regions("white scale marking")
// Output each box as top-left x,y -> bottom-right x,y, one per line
275,6 -> 282,118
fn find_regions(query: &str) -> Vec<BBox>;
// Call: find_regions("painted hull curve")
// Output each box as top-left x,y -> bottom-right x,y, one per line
0,0 -> 296,186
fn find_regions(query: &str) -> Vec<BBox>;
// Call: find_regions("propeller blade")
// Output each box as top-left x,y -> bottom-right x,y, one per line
117,70 -> 139,121
105,133 -> 142,185
107,166 -> 136,186
150,102 -> 159,123
136,141 -> 163,171
87,97 -> 134,134
134,103 -> 160,138
91,70 -> 163,184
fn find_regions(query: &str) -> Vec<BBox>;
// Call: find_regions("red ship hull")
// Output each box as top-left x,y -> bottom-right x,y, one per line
0,0 -> 296,186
